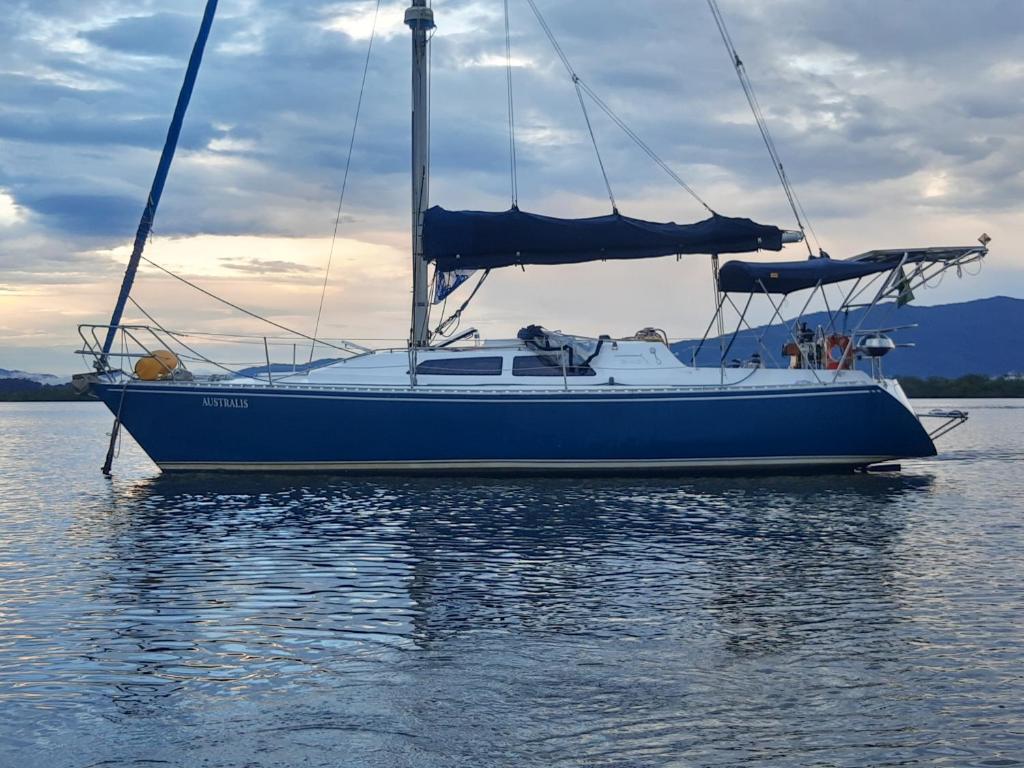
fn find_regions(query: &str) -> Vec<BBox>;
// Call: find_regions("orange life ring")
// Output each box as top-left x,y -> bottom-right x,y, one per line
825,335 -> 853,370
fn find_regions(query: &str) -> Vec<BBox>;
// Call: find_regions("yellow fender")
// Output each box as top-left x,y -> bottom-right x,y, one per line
134,350 -> 180,381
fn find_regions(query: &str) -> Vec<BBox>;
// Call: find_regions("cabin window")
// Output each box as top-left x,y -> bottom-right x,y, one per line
416,356 -> 504,376
512,355 -> 596,377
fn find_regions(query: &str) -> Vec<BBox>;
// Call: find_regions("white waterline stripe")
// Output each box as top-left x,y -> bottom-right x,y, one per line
159,455 -> 892,472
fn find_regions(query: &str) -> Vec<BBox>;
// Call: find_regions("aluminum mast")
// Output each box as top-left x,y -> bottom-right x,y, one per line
405,0 -> 434,347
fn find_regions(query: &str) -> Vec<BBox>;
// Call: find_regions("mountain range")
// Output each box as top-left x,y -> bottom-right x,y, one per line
2,297 -> 1022,385
0,368 -> 69,386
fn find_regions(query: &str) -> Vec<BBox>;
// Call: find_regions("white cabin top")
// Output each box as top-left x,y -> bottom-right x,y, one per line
236,337 -> 877,391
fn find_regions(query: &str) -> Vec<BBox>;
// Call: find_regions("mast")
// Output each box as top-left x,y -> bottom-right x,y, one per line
405,0 -> 434,347
98,0 -> 218,369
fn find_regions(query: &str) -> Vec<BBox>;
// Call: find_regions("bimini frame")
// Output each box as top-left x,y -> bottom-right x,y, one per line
688,243 -> 989,381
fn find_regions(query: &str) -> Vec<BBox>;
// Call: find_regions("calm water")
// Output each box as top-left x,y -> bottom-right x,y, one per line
1,401 -> 1022,767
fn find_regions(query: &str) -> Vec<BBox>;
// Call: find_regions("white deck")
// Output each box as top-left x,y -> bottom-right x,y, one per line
228,337 -> 883,392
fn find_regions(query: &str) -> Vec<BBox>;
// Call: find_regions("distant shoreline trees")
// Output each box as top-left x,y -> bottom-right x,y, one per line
0,379 -> 92,402
898,375 -> 1024,398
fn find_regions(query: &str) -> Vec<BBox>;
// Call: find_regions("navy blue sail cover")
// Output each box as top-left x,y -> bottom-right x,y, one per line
423,206 -> 786,271
718,257 -> 894,294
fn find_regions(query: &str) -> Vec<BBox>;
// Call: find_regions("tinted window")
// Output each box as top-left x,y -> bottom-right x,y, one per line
512,355 -> 596,377
416,356 -> 503,376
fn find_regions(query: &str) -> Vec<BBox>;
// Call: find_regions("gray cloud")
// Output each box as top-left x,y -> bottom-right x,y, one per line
82,12 -> 214,56
219,257 -> 317,274
2,2 -> 1020,214
1,0 -> 1022,374
19,192 -> 140,235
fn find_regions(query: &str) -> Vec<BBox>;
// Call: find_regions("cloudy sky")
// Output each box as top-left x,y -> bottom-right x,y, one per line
1,0 -> 1021,374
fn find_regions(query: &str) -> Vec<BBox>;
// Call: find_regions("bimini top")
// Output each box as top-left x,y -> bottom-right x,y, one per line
718,257 -> 885,294
718,246 -> 988,294
422,206 -> 786,271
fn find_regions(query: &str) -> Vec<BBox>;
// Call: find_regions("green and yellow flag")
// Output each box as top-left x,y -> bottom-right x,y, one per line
897,268 -> 915,307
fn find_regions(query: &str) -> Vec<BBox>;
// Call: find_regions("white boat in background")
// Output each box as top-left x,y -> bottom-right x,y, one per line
75,0 -> 987,474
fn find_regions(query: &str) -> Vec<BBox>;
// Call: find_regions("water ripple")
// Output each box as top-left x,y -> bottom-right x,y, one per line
0,402 -> 1021,767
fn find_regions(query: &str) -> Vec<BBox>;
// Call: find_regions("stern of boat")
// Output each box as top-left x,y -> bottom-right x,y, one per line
879,377 -> 957,458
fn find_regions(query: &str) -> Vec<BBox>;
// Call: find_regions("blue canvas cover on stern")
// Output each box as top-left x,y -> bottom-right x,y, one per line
718,257 -> 892,294
718,246 -> 989,295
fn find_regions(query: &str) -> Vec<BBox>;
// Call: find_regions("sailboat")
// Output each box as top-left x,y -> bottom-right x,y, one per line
75,0 -> 987,474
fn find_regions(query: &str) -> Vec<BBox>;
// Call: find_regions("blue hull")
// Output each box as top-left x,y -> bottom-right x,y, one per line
92,382 -> 936,473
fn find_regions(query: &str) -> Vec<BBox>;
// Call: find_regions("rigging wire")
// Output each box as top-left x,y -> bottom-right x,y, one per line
576,81 -> 714,214
128,296 -> 269,381
706,0 -> 817,255
433,269 -> 491,337
523,0 -> 712,214
522,0 -> 617,212
138,255 -> 356,354
574,76 -> 617,213
503,0 -> 519,207
101,327 -> 390,345
309,0 -> 382,362
421,1 -> 526,331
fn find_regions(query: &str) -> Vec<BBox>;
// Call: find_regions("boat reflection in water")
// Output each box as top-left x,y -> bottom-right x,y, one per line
54,474 -> 931,760
82,473 -> 929,642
